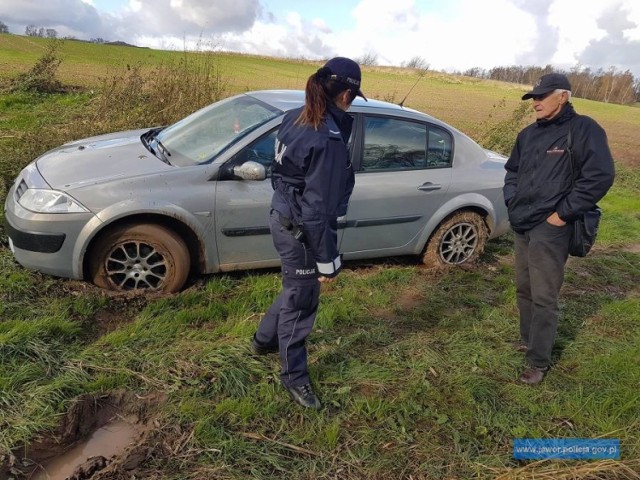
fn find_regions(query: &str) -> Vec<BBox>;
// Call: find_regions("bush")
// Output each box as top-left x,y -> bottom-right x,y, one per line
85,50 -> 228,133
404,56 -> 430,71
10,39 -> 66,93
475,99 -> 531,155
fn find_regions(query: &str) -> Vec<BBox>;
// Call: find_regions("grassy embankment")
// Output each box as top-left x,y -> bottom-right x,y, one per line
0,35 -> 639,479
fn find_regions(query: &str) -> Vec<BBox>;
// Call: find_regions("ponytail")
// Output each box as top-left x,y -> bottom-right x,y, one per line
296,67 -> 354,130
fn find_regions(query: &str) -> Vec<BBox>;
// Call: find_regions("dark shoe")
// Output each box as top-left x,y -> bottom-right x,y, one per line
284,383 -> 322,410
511,340 -> 528,353
251,336 -> 278,355
519,366 -> 549,385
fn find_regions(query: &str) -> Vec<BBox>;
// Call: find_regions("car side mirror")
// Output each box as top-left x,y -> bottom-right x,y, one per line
233,161 -> 266,181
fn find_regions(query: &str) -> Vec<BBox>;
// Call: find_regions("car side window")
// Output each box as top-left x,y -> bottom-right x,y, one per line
361,116 -> 452,171
427,127 -> 453,168
230,129 -> 278,176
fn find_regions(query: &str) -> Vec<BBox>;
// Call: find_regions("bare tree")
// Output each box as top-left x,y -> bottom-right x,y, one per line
24,25 -> 59,40
0,20 -> 9,34
463,67 -> 487,78
404,56 -> 430,71
356,52 -> 378,66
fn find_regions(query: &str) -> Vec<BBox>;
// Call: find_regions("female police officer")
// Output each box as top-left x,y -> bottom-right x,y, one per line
252,57 -> 366,409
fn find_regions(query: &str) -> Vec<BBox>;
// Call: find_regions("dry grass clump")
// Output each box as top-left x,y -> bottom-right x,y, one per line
488,459 -> 640,479
87,51 -> 228,133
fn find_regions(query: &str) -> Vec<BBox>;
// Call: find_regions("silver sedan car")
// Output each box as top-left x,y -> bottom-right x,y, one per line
4,90 -> 509,293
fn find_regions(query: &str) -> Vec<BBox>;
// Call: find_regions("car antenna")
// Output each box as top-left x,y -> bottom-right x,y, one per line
399,67 -> 429,108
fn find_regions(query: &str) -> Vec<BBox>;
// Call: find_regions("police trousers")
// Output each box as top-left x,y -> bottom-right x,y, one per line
255,209 -> 321,388
514,220 -> 571,368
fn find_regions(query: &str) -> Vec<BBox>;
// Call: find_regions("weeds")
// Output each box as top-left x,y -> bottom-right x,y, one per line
476,98 -> 532,155
9,39 -> 66,94
86,50 -> 227,133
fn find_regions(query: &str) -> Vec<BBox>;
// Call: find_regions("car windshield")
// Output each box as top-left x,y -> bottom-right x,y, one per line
155,94 -> 282,167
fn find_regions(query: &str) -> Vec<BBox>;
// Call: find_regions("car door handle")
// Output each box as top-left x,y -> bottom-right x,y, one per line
418,182 -> 442,191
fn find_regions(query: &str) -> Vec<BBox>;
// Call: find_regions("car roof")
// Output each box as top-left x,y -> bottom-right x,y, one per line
245,89 -> 443,125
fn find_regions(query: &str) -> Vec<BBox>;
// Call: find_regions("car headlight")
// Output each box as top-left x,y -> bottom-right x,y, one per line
18,189 -> 89,213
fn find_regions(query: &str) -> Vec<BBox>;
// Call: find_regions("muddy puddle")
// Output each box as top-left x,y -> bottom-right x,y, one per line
30,417 -> 140,480
1,391 -> 164,480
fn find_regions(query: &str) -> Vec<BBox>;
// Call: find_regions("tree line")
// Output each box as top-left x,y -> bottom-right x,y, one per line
0,21 -> 108,44
350,53 -> 639,105
461,65 -> 639,105
24,24 -> 58,39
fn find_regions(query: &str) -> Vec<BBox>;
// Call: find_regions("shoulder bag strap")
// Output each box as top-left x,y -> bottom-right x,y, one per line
566,118 -> 577,186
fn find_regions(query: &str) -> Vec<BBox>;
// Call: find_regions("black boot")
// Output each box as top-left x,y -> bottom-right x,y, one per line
284,383 -> 321,410
251,335 -> 278,355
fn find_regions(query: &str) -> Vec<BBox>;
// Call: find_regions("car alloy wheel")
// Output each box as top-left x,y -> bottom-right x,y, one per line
89,223 -> 190,293
422,211 -> 487,267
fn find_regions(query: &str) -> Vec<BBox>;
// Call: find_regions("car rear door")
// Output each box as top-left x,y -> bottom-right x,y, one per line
339,115 -> 454,256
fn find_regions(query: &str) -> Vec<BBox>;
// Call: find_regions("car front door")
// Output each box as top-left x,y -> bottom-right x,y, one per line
340,115 -> 454,257
215,124 -> 350,270
214,128 -> 280,270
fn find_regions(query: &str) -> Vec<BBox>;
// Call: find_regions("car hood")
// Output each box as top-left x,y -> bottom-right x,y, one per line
36,129 -> 173,190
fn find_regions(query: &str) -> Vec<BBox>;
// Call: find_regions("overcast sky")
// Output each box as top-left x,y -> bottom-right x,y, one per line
1,0 -> 639,77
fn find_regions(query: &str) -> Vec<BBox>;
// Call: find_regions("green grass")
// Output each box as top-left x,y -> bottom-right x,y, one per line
1,248 -> 638,477
0,37 -> 639,479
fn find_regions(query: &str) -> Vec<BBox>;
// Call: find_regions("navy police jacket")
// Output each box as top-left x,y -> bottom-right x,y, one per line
271,103 -> 355,277
504,103 -> 615,233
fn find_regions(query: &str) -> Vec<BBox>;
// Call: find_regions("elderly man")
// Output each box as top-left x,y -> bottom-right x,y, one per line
504,73 -> 615,385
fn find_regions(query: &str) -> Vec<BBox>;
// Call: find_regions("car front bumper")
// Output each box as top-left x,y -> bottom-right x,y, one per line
4,188 -> 96,280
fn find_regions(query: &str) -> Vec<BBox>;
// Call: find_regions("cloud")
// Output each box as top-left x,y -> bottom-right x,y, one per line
512,0 -> 559,66
577,3 -> 640,74
213,12 -> 334,60
331,0 -> 536,72
0,0 -> 261,44
352,0 -> 420,32
110,0 -> 260,42
0,0 -> 107,37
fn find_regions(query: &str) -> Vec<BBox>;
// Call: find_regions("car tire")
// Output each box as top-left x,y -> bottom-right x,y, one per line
422,211 -> 487,267
89,223 -> 190,293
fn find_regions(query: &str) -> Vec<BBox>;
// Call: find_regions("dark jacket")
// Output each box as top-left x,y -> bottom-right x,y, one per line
271,103 -> 355,275
504,103 -> 615,233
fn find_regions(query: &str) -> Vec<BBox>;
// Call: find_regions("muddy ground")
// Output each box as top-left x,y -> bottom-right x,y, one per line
2,244 -> 638,479
0,391 -> 165,480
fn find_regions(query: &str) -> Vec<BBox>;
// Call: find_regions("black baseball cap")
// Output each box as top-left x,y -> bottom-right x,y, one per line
323,57 -> 367,101
522,73 -> 571,100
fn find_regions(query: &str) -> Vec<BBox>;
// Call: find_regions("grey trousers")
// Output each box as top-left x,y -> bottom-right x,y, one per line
514,220 -> 571,368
